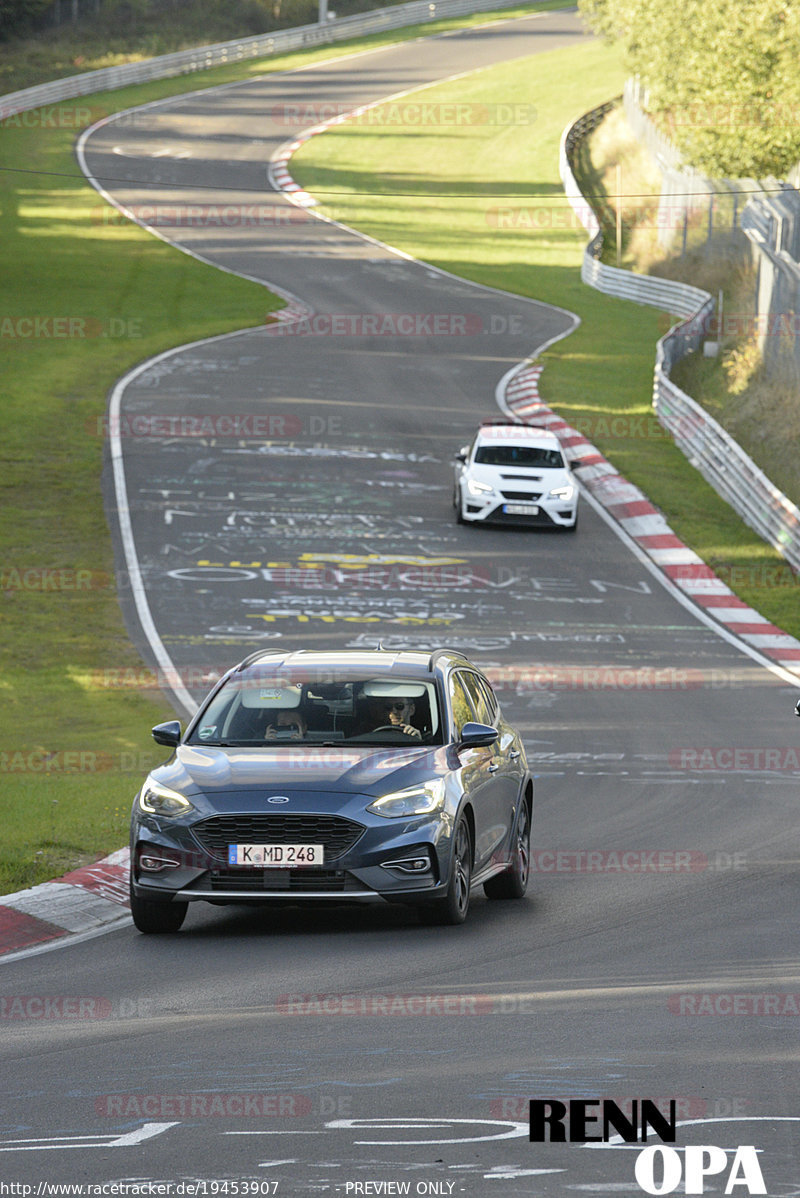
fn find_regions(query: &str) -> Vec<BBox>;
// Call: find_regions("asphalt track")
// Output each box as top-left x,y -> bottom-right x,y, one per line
3,8 -> 800,1195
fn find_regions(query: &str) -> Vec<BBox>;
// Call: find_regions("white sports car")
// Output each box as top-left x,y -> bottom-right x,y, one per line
453,421 -> 579,530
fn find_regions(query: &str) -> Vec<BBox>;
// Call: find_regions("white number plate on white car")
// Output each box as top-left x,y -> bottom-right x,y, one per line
503,503 -> 539,515
228,844 -> 324,867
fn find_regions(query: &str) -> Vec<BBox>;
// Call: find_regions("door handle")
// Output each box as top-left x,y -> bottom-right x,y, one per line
509,750 -> 521,760
487,763 -> 500,773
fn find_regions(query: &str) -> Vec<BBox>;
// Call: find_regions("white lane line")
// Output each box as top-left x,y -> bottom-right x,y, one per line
0,1123 -> 178,1151
74,24 -> 581,718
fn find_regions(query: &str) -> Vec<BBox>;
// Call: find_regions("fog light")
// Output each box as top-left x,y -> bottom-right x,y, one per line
139,852 -> 180,873
381,856 -> 431,874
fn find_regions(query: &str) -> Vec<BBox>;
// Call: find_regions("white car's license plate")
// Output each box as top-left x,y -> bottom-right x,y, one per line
503,503 -> 539,515
228,843 -> 324,867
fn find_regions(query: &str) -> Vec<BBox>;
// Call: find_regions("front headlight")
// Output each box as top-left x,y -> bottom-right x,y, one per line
548,484 -> 575,501
367,779 -> 446,818
467,478 -> 494,496
138,779 -> 194,817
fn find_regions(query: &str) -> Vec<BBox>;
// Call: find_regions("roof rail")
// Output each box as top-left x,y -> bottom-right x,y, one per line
234,648 -> 283,671
427,647 -> 471,671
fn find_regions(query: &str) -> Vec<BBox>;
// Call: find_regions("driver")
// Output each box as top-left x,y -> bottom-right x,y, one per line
375,696 -> 421,740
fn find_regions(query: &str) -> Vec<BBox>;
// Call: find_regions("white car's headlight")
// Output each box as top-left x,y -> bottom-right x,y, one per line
138,779 -> 194,817
548,484 -> 575,501
467,478 -> 494,496
367,779 -> 446,818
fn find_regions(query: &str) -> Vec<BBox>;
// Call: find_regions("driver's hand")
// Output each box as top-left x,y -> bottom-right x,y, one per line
398,724 -> 421,739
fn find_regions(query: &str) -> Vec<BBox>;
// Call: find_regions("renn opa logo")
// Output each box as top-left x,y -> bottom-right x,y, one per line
528,1101 -> 766,1194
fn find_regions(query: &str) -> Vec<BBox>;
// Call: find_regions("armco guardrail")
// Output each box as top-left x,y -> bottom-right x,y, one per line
560,105 -> 711,318
0,0 -> 525,120
560,103 -> 800,574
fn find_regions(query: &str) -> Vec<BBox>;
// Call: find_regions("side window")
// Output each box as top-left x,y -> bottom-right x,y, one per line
476,675 -> 499,723
460,671 -> 493,726
448,672 -> 478,738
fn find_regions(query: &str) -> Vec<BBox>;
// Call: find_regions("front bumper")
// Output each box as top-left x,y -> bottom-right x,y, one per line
462,499 -> 577,527
130,805 -> 453,906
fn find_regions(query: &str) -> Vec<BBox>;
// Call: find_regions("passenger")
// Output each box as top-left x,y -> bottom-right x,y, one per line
264,710 -> 307,742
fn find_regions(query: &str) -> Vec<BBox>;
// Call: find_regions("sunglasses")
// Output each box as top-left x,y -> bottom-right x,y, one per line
383,701 -> 409,712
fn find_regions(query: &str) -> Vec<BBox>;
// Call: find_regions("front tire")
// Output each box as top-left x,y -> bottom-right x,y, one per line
129,880 -> 188,934
484,800 -> 531,900
419,816 -> 472,925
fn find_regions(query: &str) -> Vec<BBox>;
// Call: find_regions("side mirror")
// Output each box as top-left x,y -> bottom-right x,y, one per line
152,720 -> 181,747
795,699 -> 800,718
459,721 -> 499,748
455,447 -> 469,462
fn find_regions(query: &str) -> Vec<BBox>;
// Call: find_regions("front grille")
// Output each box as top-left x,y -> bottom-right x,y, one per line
191,814 -> 366,862
490,505 -> 555,526
204,868 -> 370,893
500,489 -> 542,501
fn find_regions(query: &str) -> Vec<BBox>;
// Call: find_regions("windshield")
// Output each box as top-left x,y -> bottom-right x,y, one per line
474,445 -> 564,468
188,669 -> 442,747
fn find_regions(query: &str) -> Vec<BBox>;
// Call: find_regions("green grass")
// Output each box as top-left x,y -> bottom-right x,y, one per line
291,37 -> 800,637
0,1 -> 564,896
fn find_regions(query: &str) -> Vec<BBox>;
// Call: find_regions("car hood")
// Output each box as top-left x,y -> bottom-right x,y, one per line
470,464 -> 570,485
149,743 -> 449,799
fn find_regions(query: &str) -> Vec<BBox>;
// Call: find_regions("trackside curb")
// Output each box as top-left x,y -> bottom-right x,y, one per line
502,363 -> 800,681
0,848 -> 130,958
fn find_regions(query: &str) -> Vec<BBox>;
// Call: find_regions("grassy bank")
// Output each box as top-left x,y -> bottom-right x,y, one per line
0,0 -> 565,94
291,37 -> 800,636
585,106 -> 800,578
0,2 -> 563,896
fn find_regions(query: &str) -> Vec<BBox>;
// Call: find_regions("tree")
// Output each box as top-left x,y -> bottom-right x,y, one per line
0,0 -> 52,38
578,0 -> 800,177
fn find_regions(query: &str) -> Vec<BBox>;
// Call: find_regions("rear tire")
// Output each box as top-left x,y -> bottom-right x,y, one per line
484,800 -> 530,900
129,879 -> 188,933
418,816 -> 472,925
